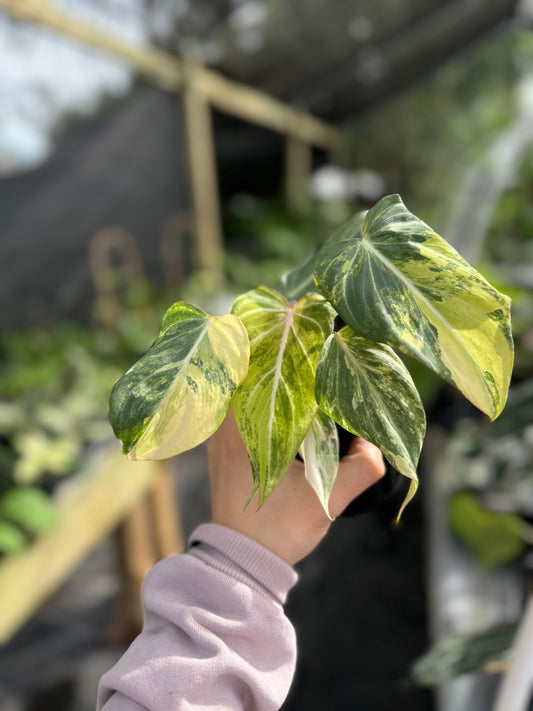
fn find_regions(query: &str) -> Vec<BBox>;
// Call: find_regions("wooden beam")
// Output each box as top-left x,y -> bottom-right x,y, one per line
182,65 -> 225,285
0,0 -> 183,91
185,62 -> 344,153
149,461 -> 184,559
0,0 -> 344,152
285,135 -> 313,210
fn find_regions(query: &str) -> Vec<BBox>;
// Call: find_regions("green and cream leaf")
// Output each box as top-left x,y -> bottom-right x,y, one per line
109,302 -> 250,460
326,208 -> 367,246
231,287 -> 335,504
281,251 -> 318,300
280,210 -> 367,301
314,194 -> 513,420
299,409 -> 339,519
315,326 -> 426,516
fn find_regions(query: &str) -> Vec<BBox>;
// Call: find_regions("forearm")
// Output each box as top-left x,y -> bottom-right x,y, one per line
97,523 -> 298,711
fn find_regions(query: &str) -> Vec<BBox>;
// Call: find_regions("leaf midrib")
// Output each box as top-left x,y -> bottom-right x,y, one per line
268,312 -> 293,450
359,238 -> 488,395
155,320 -> 210,410
334,333 -> 417,468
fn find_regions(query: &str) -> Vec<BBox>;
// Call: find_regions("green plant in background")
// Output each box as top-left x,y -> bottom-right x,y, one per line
0,488 -> 58,555
223,193 -> 352,291
410,379 -> 533,688
0,324 -> 125,554
109,194 -> 513,518
0,271 -> 187,556
410,623 -> 517,687
444,379 -> 533,569
347,26 -> 525,227
449,492 -> 532,570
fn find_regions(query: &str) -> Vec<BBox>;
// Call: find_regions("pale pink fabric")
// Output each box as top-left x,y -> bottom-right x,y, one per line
97,523 -> 298,711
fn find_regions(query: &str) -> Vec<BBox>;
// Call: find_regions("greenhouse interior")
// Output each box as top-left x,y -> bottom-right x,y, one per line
1,1 -> 533,710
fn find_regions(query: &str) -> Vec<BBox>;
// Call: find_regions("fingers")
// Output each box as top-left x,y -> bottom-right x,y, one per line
328,437 -> 386,519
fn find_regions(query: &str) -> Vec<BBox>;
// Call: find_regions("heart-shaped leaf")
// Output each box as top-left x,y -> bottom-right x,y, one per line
281,250 -> 318,300
326,209 -> 367,246
109,302 -> 250,459
231,287 -> 335,504
315,326 -> 426,516
314,194 -> 513,420
299,409 -> 339,519
280,210 -> 367,301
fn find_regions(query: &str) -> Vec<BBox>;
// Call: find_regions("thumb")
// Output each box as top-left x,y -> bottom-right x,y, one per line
328,437 -> 386,519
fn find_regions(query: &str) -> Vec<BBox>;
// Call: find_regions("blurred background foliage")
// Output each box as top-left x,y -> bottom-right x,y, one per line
1,13 -> 533,589
348,28 -> 532,223
0,5 -> 532,710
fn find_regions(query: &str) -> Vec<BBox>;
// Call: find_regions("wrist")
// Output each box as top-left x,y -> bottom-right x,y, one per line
211,514 -> 328,566
191,523 -> 298,600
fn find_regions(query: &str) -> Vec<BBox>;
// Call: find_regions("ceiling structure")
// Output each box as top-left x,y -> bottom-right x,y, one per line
0,0 -> 525,177
166,0 -> 524,122
0,0 -> 528,325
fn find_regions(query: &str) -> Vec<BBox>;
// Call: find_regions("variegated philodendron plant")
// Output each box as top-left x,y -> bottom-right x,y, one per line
109,195 -> 514,518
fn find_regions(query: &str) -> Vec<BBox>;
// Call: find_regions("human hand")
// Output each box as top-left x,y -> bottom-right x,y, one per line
207,411 -> 386,566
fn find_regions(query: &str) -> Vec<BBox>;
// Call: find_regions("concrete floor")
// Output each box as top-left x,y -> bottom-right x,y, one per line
0,444 -> 433,711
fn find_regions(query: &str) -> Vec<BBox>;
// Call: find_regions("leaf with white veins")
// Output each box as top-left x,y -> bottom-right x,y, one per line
315,326 -> 426,516
299,409 -> 339,519
109,302 -> 249,460
231,287 -> 335,504
314,194 -> 513,420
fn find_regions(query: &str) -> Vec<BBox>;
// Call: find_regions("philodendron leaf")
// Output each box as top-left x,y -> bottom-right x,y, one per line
109,302 -> 249,459
315,326 -> 426,515
280,210 -> 367,301
326,209 -> 367,246
314,194 -> 513,420
281,250 -> 318,300
231,287 -> 335,504
299,409 -> 339,519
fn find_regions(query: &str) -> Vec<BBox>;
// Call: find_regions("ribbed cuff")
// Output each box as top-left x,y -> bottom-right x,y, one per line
188,523 -> 298,605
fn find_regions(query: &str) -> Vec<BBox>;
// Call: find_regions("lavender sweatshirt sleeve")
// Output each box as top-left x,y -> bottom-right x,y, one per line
96,523 -> 298,711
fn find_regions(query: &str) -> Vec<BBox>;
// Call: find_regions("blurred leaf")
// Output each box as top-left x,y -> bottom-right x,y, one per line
478,380 -> 533,442
0,487 -> 57,534
410,624 -> 516,686
449,492 -> 526,568
13,431 -> 80,483
0,519 -> 27,554
0,401 -> 26,435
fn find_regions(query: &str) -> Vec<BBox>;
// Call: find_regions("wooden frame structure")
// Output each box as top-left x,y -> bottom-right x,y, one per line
0,0 -> 345,284
0,0 -> 344,642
